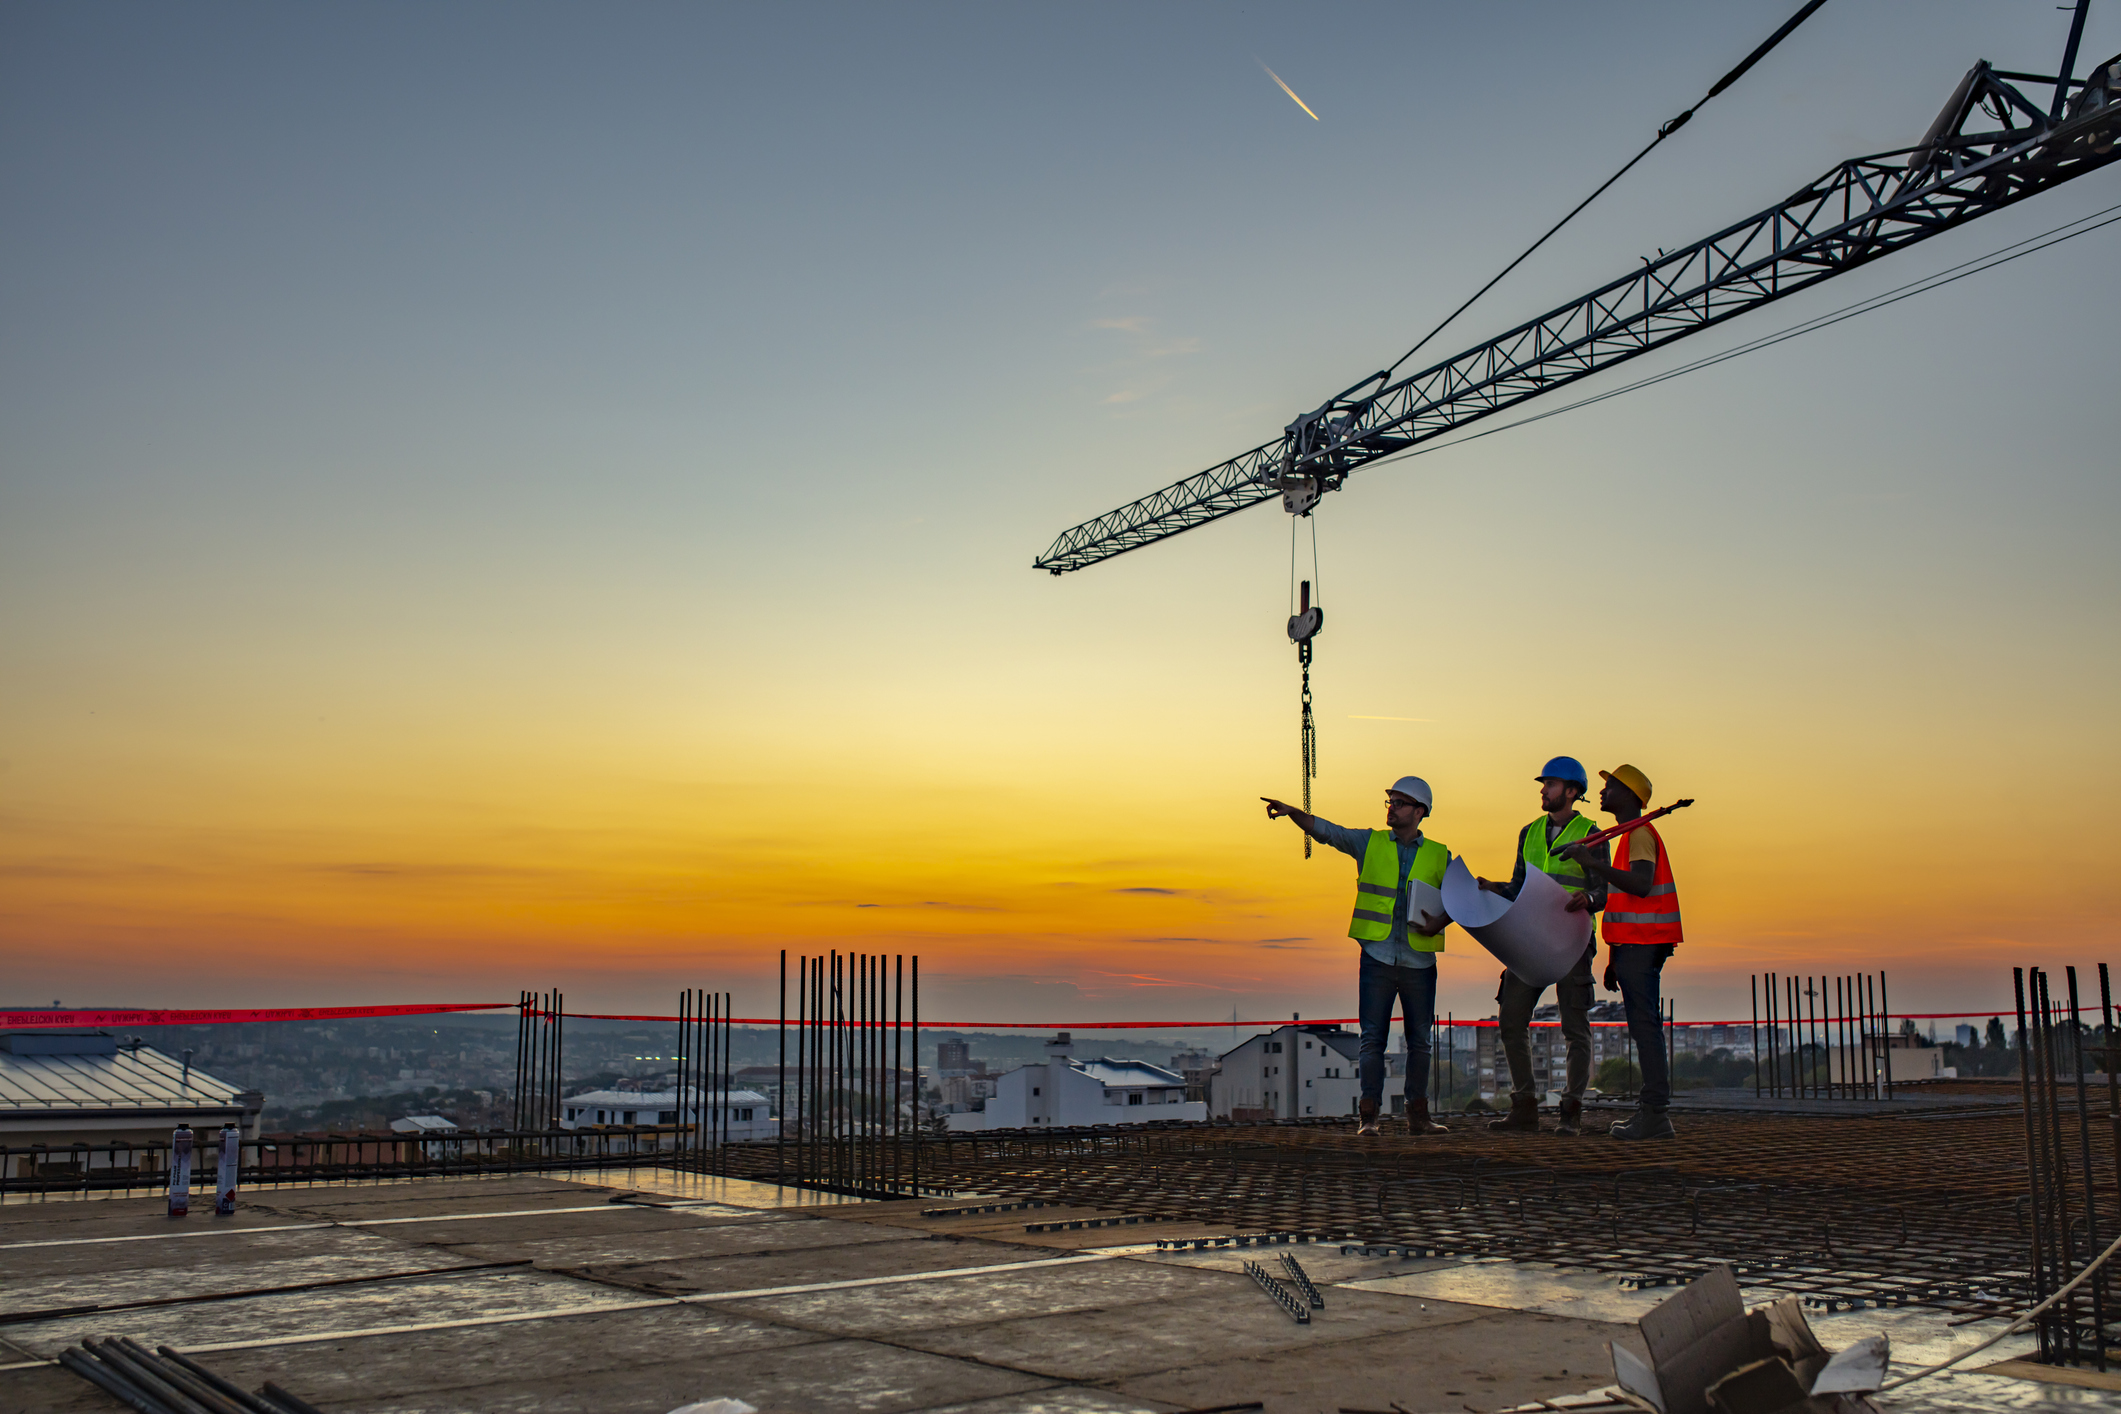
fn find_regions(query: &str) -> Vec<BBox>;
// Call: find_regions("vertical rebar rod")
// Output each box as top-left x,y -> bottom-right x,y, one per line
811,955 -> 823,1185
869,956 -> 879,1188
1752,976 -> 1761,1098
778,951 -> 786,1181
2103,964 -> 2120,1240
912,954 -> 920,1196
1862,974 -> 1876,1099
1785,975 -> 1796,1096
857,953 -> 868,1189
513,992 -> 526,1132
2015,967 -> 2049,1361
2067,967 -> 2105,1370
831,958 -> 839,1187
1788,973 -> 1798,1098
894,954 -> 904,1194
2038,971 -> 2078,1363
1880,972 -> 1893,1102
678,988 -> 690,1159
2044,972 -> 2081,1365
870,959 -> 881,1188
1766,973 -> 1778,1098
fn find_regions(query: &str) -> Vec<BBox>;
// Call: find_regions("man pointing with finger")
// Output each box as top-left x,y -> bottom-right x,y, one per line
1262,778 -> 1451,1137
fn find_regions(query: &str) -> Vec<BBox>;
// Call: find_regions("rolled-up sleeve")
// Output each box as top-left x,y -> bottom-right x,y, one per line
1306,817 -> 1370,864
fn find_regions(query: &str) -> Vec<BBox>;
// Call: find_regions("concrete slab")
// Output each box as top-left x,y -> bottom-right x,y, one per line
316,1334 -> 1052,1414
919,1389 -> 1183,1414
244,1175 -> 608,1217
718,1254 -> 1228,1337
1141,1244 -> 1459,1287
186,1303 -> 824,1410
442,1211 -> 896,1268
0,1230 -> 496,1317
1341,1258 -> 1670,1326
3,1266 -> 643,1358
1111,1306 -> 1637,1414
565,1235 -> 1060,1298
0,1222 -> 417,1283
893,1267 -> 1487,1382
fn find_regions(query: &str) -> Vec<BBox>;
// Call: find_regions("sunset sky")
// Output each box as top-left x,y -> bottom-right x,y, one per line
4,1 -> 2117,1032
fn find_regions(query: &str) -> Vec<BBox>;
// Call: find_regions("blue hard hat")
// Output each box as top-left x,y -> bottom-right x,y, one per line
1536,756 -> 1589,789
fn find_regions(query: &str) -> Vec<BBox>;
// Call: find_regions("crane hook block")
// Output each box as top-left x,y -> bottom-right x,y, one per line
1288,579 -> 1323,645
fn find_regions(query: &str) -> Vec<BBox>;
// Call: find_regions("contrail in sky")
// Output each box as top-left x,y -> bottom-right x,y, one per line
1256,60 -> 1320,121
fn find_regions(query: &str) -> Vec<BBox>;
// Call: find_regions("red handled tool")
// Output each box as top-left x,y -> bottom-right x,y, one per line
1564,798 -> 1694,854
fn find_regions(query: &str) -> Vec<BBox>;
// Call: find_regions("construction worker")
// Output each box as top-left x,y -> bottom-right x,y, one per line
1559,764 -> 1681,1140
1475,757 -> 1609,1136
1262,778 -> 1450,1136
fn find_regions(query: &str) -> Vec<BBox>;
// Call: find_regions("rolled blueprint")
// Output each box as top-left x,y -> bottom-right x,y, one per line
1439,856 -> 1594,988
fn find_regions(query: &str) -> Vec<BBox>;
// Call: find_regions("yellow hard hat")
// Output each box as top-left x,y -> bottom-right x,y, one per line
1599,764 -> 1653,808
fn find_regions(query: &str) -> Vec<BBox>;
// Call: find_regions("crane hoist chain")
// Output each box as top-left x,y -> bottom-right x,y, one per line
1288,578 -> 1322,859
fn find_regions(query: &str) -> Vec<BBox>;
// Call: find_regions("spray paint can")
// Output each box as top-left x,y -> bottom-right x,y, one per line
168,1124 -> 194,1218
215,1123 -> 240,1215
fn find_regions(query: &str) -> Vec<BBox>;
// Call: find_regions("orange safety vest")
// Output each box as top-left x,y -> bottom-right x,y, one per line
1601,821 -> 1682,946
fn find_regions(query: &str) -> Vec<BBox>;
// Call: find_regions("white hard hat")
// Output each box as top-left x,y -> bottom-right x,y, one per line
1388,776 -> 1433,809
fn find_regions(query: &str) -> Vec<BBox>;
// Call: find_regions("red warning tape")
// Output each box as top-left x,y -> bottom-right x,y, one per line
0,1003 -> 2013,1032
0,1003 -> 511,1029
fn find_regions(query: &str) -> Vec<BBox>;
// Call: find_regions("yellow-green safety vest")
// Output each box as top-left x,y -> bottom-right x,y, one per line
1349,830 -> 1451,952
1523,812 -> 1596,890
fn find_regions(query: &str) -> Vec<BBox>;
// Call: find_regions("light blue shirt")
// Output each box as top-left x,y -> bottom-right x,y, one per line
1307,818 -> 1441,970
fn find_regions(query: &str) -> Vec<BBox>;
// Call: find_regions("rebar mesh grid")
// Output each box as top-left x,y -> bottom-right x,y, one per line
702,1105 -> 2115,1320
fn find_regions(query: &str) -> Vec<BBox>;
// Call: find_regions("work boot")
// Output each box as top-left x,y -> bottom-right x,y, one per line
1609,1108 -> 1676,1141
1554,1096 -> 1583,1136
1407,1095 -> 1447,1136
1356,1096 -> 1381,1137
1486,1093 -> 1541,1132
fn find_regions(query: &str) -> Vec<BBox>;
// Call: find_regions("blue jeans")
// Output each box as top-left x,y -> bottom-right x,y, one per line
1358,951 -> 1437,1109
1609,944 -> 1673,1111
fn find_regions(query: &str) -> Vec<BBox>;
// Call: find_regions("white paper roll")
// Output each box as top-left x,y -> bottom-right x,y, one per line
1439,856 -> 1594,988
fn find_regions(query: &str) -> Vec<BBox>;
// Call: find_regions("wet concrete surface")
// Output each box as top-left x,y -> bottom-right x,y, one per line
0,1173 -> 2089,1414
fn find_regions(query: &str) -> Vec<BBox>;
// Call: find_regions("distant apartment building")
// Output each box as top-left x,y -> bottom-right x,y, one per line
944,1034 -> 1205,1130
1208,1025 -> 1360,1121
936,1040 -> 973,1075
1170,1048 -> 1219,1104
938,1073 -> 997,1113
560,1087 -> 777,1143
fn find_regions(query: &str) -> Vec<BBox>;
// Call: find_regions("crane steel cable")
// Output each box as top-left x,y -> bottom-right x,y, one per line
1377,0 -> 1832,384
1359,200 -> 2121,472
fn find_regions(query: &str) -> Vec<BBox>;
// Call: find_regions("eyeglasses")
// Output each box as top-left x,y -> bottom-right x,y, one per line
1384,799 -> 1422,811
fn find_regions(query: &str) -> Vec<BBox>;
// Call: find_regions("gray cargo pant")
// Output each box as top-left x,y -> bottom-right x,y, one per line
1497,943 -> 1597,1102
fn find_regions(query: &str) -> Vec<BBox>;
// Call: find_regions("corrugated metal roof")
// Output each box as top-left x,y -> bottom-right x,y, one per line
0,1043 -> 247,1112
1075,1059 -> 1184,1086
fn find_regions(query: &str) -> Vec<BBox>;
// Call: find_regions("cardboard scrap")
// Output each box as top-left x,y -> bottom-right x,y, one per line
1608,1266 -> 1887,1414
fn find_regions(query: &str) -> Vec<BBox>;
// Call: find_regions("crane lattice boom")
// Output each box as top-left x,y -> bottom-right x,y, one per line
1035,56 -> 2119,575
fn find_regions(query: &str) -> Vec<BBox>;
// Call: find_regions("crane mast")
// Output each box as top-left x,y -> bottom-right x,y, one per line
1034,50 -> 2120,575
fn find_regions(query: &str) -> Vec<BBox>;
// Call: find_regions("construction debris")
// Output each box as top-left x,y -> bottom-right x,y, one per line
1608,1264 -> 1886,1414
1244,1259 -> 1313,1324
58,1335 -> 326,1414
